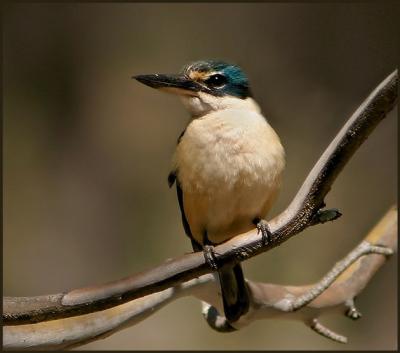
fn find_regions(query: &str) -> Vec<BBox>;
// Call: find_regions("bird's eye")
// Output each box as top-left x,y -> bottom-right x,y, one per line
204,74 -> 227,88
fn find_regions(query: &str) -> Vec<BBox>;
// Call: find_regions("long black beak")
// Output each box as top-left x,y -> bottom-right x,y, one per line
133,74 -> 202,95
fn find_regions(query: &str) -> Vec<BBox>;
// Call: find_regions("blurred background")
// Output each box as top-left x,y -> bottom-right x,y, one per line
3,3 -> 397,350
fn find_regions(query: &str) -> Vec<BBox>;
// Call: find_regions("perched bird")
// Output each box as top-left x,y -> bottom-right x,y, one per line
134,60 -> 285,323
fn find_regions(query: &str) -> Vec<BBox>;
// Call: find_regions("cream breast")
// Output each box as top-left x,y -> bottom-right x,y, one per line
174,108 -> 285,194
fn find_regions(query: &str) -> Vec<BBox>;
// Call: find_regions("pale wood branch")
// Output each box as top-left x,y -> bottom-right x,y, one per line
3,70 -> 397,327
3,206 -> 396,350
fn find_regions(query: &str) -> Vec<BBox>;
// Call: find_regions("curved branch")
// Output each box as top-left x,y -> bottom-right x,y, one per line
3,69 -> 398,326
3,206 -> 396,350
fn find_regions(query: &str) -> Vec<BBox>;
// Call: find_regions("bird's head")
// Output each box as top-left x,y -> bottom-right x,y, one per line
134,60 -> 257,117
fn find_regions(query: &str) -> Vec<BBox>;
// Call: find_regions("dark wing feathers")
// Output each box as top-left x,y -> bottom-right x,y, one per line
167,127 -> 187,188
177,128 -> 186,144
169,128 -> 201,248
168,171 -> 176,188
176,179 -> 194,240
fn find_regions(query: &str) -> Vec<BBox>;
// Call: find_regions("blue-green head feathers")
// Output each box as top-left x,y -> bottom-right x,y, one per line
181,60 -> 252,99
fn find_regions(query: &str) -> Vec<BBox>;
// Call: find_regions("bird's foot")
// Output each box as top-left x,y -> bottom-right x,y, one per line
254,218 -> 272,246
203,245 -> 219,271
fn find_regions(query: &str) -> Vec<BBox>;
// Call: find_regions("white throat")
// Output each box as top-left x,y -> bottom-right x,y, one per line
180,92 -> 261,118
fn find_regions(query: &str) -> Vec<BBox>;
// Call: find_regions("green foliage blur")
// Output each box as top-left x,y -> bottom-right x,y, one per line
3,3 -> 397,350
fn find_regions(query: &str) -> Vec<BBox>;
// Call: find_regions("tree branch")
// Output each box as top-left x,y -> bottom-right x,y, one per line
3,206 -> 396,350
3,69 -> 398,327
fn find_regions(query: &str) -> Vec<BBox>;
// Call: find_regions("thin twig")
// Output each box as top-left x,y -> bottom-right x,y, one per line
310,319 -> 348,344
288,242 -> 393,311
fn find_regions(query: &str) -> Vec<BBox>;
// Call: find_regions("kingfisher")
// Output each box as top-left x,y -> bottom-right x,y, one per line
134,60 -> 285,324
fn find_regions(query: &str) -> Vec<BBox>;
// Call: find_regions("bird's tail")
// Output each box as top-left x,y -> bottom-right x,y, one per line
218,263 -> 250,323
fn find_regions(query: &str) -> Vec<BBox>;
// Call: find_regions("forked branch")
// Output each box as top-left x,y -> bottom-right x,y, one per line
205,205 -> 397,342
3,206 -> 397,349
3,70 -> 398,349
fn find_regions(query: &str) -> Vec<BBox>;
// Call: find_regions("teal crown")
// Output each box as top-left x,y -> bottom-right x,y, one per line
181,60 -> 252,99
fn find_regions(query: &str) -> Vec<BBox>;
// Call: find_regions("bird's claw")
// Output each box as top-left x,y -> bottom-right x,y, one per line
255,218 -> 272,246
203,245 -> 219,271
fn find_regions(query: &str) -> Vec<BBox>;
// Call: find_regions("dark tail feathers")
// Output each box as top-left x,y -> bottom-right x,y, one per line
218,263 -> 250,323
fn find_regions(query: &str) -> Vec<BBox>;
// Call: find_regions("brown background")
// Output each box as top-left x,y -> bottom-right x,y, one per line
3,3 -> 398,350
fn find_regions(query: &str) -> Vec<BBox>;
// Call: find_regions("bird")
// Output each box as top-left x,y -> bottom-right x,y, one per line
134,60 -> 285,324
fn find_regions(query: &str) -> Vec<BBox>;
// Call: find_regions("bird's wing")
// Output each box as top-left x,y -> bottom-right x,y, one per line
167,127 -> 186,188
167,170 -> 176,188
176,179 -> 202,251
168,128 -> 202,251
